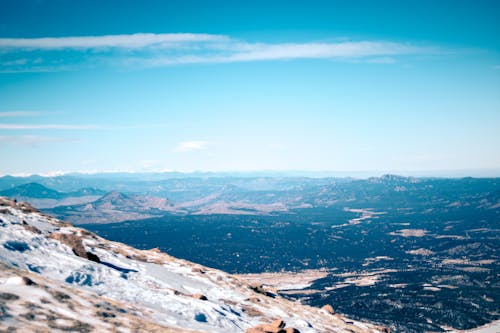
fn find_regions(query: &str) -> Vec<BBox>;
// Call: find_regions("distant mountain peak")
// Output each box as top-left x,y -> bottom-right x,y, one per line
0,182 -> 63,199
99,191 -> 129,202
369,174 -> 417,184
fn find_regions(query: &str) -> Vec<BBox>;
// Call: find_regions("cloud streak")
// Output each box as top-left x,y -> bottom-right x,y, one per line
0,33 -> 444,72
0,123 -> 173,130
173,141 -> 210,152
0,124 -> 102,130
0,135 -> 77,147
0,111 -> 41,117
0,33 -> 228,49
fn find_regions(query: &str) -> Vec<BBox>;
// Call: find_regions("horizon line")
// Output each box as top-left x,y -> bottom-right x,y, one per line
1,168 -> 500,179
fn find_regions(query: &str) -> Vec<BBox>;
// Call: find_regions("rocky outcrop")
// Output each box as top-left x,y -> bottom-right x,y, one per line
50,232 -> 100,263
321,304 -> 335,314
246,319 -> 300,333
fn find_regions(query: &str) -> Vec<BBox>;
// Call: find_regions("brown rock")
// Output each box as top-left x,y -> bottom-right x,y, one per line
21,276 -> 36,286
246,329 -> 263,333
260,324 -> 285,333
51,233 -> 87,258
321,304 -> 335,314
192,267 -> 206,274
192,293 -> 208,300
18,202 -> 39,213
241,304 -> 264,317
86,251 -> 101,263
271,319 -> 286,328
51,233 -> 100,263
22,224 -> 42,234
285,328 -> 301,333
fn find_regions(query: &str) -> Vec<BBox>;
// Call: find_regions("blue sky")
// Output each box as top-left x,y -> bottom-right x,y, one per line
0,0 -> 499,176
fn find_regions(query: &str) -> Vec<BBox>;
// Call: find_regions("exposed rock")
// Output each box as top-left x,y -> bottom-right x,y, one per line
246,320 -> 299,333
50,232 -> 100,263
271,319 -> 286,328
285,328 -> 301,333
86,251 -> 101,263
250,283 -> 276,297
246,328 -> 264,333
18,202 -> 39,213
321,304 -> 335,314
260,325 -> 286,333
21,224 -> 42,234
21,276 -> 36,286
241,304 -> 264,316
150,247 -> 163,253
51,232 -> 88,258
192,293 -> 207,301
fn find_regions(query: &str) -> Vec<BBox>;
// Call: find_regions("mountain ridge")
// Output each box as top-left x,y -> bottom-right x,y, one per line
0,196 -> 388,333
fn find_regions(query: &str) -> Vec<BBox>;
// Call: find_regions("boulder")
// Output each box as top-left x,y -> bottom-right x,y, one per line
192,293 -> 208,300
51,233 -> 100,263
246,329 -> 263,333
285,328 -> 301,333
21,276 -> 36,286
321,304 -> 335,314
271,319 -> 286,328
51,233 -> 87,258
261,325 -> 285,333
149,247 -> 162,253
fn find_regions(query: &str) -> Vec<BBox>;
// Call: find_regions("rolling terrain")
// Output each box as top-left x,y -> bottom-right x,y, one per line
0,173 -> 498,332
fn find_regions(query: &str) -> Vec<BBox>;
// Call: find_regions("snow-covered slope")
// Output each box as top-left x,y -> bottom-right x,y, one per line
0,197 -> 387,333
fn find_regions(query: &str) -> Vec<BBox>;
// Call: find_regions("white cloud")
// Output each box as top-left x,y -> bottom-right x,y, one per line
267,143 -> 285,150
0,33 -> 444,72
0,135 -> 77,146
128,40 -> 436,67
0,123 -> 172,130
0,111 -> 41,117
226,41 -> 424,61
173,141 -> 210,152
0,33 -> 228,49
0,124 -> 101,130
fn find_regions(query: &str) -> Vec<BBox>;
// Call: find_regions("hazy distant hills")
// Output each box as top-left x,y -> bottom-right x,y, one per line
0,182 -> 63,199
0,182 -> 106,210
0,182 -> 105,199
0,174 -> 498,224
47,191 -> 176,224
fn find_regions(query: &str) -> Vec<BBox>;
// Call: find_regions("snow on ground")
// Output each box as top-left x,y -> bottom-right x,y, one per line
236,270 -> 330,291
0,197 -> 387,333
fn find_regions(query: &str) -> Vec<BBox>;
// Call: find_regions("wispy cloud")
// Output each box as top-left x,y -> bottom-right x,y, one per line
0,135 -> 77,147
173,141 -> 210,152
0,111 -> 41,117
0,33 -> 444,72
0,123 -> 172,130
0,33 -> 228,49
132,41 -> 432,66
0,124 -> 101,130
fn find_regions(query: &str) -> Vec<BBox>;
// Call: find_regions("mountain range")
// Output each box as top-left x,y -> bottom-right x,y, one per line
1,175 -> 498,225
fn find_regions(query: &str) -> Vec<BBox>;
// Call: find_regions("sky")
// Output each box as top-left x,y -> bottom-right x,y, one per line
0,0 -> 499,177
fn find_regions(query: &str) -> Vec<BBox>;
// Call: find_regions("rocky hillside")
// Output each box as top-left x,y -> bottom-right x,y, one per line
0,197 -> 387,333
47,191 -> 177,224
